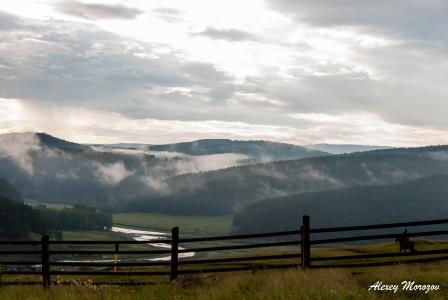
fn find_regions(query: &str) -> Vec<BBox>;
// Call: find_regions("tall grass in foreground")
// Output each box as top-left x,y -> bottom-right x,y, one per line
1,262 -> 447,299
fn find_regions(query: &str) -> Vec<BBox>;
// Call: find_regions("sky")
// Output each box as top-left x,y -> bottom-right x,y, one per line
0,0 -> 447,146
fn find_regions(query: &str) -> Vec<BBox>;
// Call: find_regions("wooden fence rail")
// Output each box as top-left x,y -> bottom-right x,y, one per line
2,215 -> 448,288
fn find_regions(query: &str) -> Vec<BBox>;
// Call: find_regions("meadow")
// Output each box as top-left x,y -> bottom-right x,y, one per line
113,213 -> 233,237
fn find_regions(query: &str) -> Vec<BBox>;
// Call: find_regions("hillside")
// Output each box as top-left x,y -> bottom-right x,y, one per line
126,153 -> 448,215
233,175 -> 448,233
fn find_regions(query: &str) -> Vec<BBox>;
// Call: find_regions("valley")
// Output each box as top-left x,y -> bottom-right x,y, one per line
4,132 -> 448,236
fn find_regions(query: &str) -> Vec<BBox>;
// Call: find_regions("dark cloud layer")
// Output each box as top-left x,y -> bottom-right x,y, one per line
56,1 -> 143,20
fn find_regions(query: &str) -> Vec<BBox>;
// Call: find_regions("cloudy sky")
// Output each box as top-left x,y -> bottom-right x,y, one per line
0,0 -> 447,146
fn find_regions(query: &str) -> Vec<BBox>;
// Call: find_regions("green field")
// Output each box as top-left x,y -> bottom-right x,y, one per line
61,230 -> 123,241
113,213 -> 233,237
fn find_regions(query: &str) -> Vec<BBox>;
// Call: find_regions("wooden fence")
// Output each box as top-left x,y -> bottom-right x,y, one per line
2,215 -> 448,288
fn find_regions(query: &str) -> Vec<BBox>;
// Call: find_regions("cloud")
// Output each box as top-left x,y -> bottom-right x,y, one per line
172,153 -> 251,175
153,7 -> 183,23
267,0 -> 448,40
0,11 -> 20,31
3,98 -> 448,148
196,27 -> 260,42
181,62 -> 230,82
153,8 -> 181,15
0,132 -> 41,174
1,6 -> 448,146
0,13 -> 238,115
93,161 -> 132,185
55,1 -> 143,20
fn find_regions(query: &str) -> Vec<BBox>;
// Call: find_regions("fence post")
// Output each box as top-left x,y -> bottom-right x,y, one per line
114,243 -> 119,272
41,235 -> 50,288
300,224 -> 304,267
301,215 -> 311,269
170,227 -> 179,282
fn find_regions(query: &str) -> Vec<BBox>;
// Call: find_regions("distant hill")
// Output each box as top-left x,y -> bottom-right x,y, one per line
148,139 -> 328,161
307,144 -> 390,154
233,175 -> 448,233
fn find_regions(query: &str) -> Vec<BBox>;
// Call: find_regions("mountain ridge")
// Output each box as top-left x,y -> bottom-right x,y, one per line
3,132 -> 448,218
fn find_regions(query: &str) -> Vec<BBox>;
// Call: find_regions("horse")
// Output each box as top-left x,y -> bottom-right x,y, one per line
395,230 -> 416,253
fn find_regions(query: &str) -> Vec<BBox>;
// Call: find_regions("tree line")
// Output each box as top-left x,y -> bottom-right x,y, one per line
0,195 -> 112,238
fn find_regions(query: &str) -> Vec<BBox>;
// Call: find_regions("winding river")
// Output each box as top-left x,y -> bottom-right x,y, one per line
111,226 -> 195,261
59,227 -> 195,264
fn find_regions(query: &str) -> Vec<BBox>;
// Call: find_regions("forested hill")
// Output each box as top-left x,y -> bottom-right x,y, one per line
126,153 -> 448,215
148,139 -> 328,160
232,175 -> 448,234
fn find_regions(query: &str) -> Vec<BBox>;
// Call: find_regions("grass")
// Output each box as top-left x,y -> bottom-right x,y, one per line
61,231 -> 122,241
1,262 -> 448,299
312,239 -> 448,265
113,213 -> 233,237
